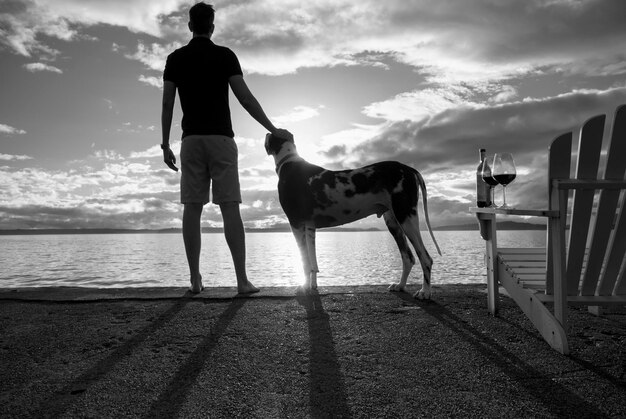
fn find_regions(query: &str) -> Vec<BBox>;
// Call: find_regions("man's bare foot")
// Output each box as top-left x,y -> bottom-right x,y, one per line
237,281 -> 260,295
189,275 -> 204,294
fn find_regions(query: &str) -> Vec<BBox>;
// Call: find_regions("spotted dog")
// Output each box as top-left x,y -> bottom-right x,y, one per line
265,134 -> 442,299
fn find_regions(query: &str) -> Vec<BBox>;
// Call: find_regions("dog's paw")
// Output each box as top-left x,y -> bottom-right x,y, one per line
413,289 -> 431,300
388,283 -> 405,292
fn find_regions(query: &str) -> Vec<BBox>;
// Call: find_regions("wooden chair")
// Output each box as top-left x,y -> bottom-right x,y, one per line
471,104 -> 626,355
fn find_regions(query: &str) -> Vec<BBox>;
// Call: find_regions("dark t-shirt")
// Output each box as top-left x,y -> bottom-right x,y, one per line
163,38 -> 243,138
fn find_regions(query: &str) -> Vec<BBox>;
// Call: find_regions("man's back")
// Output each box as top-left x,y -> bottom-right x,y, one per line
164,38 -> 243,138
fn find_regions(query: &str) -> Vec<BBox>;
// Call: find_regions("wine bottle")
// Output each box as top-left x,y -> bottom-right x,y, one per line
476,148 -> 491,207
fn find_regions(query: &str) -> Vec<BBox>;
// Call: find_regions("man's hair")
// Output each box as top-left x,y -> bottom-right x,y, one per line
189,2 -> 215,34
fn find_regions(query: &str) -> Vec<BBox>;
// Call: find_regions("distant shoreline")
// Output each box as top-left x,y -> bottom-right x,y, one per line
0,221 -> 545,235
0,227 -> 380,235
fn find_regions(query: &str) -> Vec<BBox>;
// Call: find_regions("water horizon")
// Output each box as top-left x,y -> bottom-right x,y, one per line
0,219 -> 546,236
1,230 -> 547,289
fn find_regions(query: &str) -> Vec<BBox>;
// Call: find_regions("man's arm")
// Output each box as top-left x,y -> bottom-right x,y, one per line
229,75 -> 293,140
161,80 -> 178,171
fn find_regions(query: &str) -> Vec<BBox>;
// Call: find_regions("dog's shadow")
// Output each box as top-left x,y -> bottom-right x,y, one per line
296,290 -> 351,418
390,292 -> 610,418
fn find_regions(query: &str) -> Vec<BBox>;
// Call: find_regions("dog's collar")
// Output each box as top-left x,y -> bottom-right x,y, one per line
276,153 -> 297,172
275,154 -> 302,175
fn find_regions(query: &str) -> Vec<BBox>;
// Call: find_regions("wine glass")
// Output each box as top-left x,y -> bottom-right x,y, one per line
481,155 -> 499,208
492,153 -> 516,209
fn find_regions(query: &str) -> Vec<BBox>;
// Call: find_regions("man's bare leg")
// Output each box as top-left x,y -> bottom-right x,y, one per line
220,202 -> 259,294
183,202 -> 204,293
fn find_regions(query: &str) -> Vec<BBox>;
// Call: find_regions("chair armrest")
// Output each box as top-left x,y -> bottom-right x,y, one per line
470,207 -> 558,241
554,179 -> 626,190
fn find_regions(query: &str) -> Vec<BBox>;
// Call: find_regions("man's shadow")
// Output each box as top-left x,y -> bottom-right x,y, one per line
146,297 -> 246,417
39,293 -> 196,417
296,290 -> 351,418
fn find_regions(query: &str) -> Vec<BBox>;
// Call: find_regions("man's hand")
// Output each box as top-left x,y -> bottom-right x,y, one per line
272,128 -> 294,141
163,147 -> 178,172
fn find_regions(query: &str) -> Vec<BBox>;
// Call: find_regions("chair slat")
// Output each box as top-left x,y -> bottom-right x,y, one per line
547,133 -> 572,294
505,261 -> 547,268
520,282 -> 546,290
581,106 -> 626,296
518,280 -> 546,285
566,115 -> 605,294
513,268 -> 546,274
516,273 -> 547,280
498,248 -> 545,254
614,259 -> 626,295
500,254 -> 546,262
601,216 -> 626,295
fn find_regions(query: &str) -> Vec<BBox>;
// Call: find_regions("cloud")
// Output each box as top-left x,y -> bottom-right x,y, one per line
0,153 -> 33,161
272,105 -> 324,124
0,0 -> 186,58
360,88 -> 626,170
0,123 -> 26,135
0,199 -> 181,230
0,126 -> 289,229
5,0 -> 626,94
138,74 -> 163,89
0,0 -> 75,59
0,155 -> 289,229
2,0 -> 626,230
92,149 -> 122,161
23,62 -> 63,73
489,86 -> 519,104
327,86 -> 626,215
125,41 -> 181,72
363,87 -> 475,122
5,77 -> 621,231
197,0 -> 626,83
346,86 -> 626,169
0,154 -> 185,229
130,141 -> 181,159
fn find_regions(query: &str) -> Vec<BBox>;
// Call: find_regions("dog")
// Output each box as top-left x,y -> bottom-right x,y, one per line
264,134 -> 442,299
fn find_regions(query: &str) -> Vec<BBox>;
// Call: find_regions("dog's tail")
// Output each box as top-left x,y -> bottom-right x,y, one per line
416,170 -> 442,256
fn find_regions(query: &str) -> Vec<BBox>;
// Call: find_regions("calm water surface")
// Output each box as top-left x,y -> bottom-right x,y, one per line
0,231 -> 546,288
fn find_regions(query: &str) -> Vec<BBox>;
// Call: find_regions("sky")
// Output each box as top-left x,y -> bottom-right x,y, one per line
1,0 -> 626,230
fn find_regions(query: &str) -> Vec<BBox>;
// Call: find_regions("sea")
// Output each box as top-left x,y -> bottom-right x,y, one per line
0,230 -> 546,289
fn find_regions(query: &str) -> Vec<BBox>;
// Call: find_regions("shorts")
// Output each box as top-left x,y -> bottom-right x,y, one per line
180,135 -> 241,205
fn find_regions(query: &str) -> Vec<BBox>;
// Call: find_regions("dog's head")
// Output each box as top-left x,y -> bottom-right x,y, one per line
264,133 -> 295,156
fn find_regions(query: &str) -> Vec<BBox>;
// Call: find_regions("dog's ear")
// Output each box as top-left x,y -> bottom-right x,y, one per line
264,133 -> 273,155
264,133 -> 284,155
264,133 -> 294,156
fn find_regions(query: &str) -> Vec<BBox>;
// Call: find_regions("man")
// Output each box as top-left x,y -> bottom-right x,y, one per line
161,2 -> 293,294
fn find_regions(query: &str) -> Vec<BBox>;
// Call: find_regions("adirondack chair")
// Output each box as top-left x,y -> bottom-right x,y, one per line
471,104 -> 626,355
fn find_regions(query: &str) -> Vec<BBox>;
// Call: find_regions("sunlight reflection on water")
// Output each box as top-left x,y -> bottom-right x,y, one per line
0,230 -> 546,288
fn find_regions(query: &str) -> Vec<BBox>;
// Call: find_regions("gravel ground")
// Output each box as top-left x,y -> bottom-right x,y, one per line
1,284 -> 625,418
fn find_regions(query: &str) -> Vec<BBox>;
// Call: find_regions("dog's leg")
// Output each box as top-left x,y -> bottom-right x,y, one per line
291,224 -> 318,290
304,223 -> 319,290
291,226 -> 312,285
384,211 -> 415,293
401,214 -> 434,300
